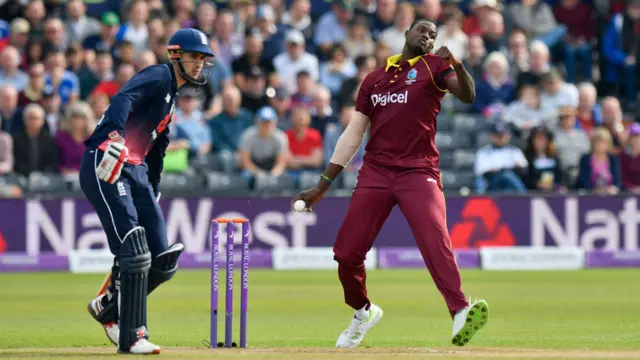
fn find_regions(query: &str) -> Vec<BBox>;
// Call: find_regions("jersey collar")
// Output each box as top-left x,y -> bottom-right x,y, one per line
385,54 -> 422,72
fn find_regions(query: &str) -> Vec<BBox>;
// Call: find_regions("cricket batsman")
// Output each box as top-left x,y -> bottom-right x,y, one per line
79,28 -> 214,354
293,19 -> 488,348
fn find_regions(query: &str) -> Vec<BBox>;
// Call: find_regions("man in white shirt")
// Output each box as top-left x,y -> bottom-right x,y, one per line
540,68 -> 579,112
380,1 -> 415,55
474,122 -> 528,193
65,0 -> 101,44
273,29 -> 319,95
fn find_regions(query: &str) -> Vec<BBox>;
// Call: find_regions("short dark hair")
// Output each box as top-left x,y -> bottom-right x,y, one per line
408,18 -> 433,31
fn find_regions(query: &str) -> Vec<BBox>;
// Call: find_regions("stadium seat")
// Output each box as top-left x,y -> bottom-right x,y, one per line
159,172 -> 204,192
297,171 -> 322,189
342,172 -> 358,190
205,172 -> 250,192
254,174 -> 296,192
27,173 -> 68,194
436,113 -> 453,131
453,114 -> 485,133
440,170 -> 475,191
435,132 -> 472,150
438,152 -> 454,170
0,173 -> 26,188
453,150 -> 476,170
476,131 -> 493,148
190,154 -> 219,173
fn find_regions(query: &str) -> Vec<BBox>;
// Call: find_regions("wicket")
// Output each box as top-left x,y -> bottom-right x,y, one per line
210,217 -> 249,348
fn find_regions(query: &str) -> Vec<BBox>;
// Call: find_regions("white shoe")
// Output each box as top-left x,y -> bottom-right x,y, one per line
87,295 -> 119,346
451,298 -> 489,346
336,304 -> 383,348
120,339 -> 161,355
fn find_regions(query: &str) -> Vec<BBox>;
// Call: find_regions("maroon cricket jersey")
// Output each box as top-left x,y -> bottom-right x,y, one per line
356,54 -> 455,173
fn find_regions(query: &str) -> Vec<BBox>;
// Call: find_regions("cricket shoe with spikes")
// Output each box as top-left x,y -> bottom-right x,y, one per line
336,303 -> 384,348
118,339 -> 161,355
451,298 -> 489,346
87,294 -> 119,346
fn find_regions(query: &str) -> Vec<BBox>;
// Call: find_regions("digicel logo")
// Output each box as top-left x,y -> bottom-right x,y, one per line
371,91 -> 408,107
450,198 -> 516,248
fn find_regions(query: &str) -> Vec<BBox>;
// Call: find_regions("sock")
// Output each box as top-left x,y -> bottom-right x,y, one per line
354,305 -> 369,321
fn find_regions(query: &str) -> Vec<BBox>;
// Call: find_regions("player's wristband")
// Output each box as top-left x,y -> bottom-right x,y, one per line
320,174 -> 334,184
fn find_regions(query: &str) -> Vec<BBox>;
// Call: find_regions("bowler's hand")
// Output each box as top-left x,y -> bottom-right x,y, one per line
435,46 -> 461,66
96,141 -> 128,184
292,186 -> 326,212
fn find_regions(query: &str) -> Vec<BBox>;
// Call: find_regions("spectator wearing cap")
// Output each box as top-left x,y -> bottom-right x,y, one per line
286,107 -> 323,172
463,0 -> 503,36
239,106 -> 289,177
12,103 -> 58,177
576,127 -> 622,194
194,1 -> 217,38
516,40 -> 550,90
65,0 -> 101,45
575,82 -> 603,134
273,29 -> 319,95
553,105 -> 590,186
0,18 -> 31,53
82,12 -> 122,55
44,49 -> 80,106
553,0 -> 597,84
0,46 -> 28,91
602,0 -> 640,108
208,86 -> 253,173
463,35 -> 486,82
343,15 -> 375,60
173,89 -> 212,159
18,63 -> 47,108
324,102 -> 366,172
290,70 -> 316,111
380,2 -> 415,55
252,3 -> 286,63
0,115 -> 13,175
0,84 -> 22,135
339,55 -> 377,108
472,52 -> 515,116
620,123 -> 640,192
214,9 -> 244,68
600,97 -> 627,153
281,0 -> 313,45
314,0 -> 353,59
319,44 -> 356,97
523,126 -> 563,191
120,0 -> 150,55
416,0 -> 442,24
91,63 -> 135,99
232,32 -> 277,92
55,101 -> 95,174
434,9 -> 468,62
241,66 -> 271,113
506,0 -> 567,50
43,18 -> 68,53
474,122 -> 528,193
310,86 -> 338,136
540,68 -> 579,115
370,0 -> 397,40
270,86 -> 293,131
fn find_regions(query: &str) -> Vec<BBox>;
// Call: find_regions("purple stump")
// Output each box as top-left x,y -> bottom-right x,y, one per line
225,221 -> 234,348
210,221 -> 220,348
240,221 -> 249,348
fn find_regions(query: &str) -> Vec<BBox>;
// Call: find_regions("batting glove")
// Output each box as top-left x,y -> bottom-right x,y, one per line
96,141 -> 129,184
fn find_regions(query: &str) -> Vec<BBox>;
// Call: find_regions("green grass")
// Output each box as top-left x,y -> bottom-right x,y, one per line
0,269 -> 638,358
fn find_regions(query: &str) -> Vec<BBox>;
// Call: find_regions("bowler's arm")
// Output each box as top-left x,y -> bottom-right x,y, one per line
446,63 -> 476,104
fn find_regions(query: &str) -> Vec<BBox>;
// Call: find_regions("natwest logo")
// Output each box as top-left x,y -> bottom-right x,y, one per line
371,91 -> 408,107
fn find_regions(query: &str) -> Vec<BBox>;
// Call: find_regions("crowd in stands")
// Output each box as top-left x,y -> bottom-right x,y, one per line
0,0 -> 638,197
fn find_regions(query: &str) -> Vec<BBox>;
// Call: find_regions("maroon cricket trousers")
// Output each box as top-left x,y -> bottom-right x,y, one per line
333,162 -> 468,318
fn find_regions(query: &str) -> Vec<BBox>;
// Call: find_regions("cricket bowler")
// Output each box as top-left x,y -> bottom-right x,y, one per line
293,19 -> 488,348
79,28 -> 214,354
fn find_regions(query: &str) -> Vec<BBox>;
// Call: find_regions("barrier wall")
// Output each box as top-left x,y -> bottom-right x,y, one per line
1,194 -> 639,272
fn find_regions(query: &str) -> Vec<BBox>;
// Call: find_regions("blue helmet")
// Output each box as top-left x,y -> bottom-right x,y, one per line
167,28 -> 215,86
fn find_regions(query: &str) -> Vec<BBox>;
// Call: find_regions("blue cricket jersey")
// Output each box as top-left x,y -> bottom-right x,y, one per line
85,64 -> 179,189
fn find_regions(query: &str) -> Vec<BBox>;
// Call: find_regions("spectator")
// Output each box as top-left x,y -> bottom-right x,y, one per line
214,9 -> 244,68
575,82 -> 603,134
0,116 -> 13,174
576,127 -> 621,194
194,1 -> 217,38
481,10 -> 505,53
0,46 -> 28,91
539,68 -> 579,114
23,38 -> 45,70
43,17 -> 67,52
80,49 -> 112,99
290,70 -> 316,111
174,89 -> 212,159
602,1 -> 639,108
380,2 -> 415,55
0,18 -> 30,53
342,15 -> 375,60
40,87 -> 62,134
504,29 -> 529,81
64,0 -> 101,45
434,9 -> 468,62
91,63 -> 135,98
120,0 -> 149,54
354,0 -> 377,17
239,106 -> 289,177
147,15 -> 166,44
506,0 -> 566,50
24,0 -> 46,38
252,3 -> 285,63
88,91 -> 109,122
232,32 -> 276,92
82,12 -> 120,55
340,54 -> 377,108
523,126 -> 563,191
12,103 -> 57,177
150,35 -> 170,65
66,43 -> 86,74
370,0 -> 396,40
208,86 -> 253,173
472,52 -> 515,116
0,84 -> 21,134
273,29 -> 319,95
502,84 -> 556,133
44,49 -> 80,106
474,122 -> 528,193
324,102 -> 366,171
280,0 -> 313,44
286,107 -> 323,171
416,0 -> 441,24
55,101 -> 95,174
240,66 -> 270,113
374,40 -> 393,68
516,40 -> 550,89
319,44 -> 356,97
114,40 -> 136,67
18,63 -> 46,107
553,106 -> 591,186
600,97 -> 627,153
553,0 -> 597,83
620,123 -> 640,192
314,0 -> 353,59
270,86 -> 293,131
463,35 -> 486,81
137,50 -> 157,71
310,86 -> 338,136
462,0 -> 502,36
